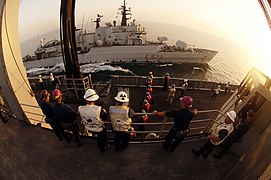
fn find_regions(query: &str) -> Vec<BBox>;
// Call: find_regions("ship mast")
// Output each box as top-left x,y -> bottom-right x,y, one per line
94,14 -> 103,29
121,0 -> 132,26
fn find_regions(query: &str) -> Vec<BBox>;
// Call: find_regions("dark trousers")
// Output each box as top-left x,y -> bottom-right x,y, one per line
215,133 -> 237,158
96,128 -> 108,151
113,131 -> 130,151
163,82 -> 168,91
48,119 -> 63,139
71,122 -> 81,146
198,139 -> 215,158
211,93 -> 218,99
163,128 -> 185,152
39,82 -> 44,90
180,89 -> 184,97
61,121 -> 81,146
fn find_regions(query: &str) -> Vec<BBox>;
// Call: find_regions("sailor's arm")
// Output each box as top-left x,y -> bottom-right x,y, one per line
152,110 -> 166,117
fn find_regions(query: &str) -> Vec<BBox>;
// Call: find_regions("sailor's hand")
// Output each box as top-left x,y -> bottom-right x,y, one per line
193,109 -> 198,115
152,110 -> 158,115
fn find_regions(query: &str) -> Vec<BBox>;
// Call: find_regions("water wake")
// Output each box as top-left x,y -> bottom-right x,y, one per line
26,62 -> 134,76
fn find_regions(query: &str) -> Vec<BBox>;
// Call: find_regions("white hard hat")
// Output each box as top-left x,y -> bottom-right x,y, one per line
115,91 -> 129,102
226,110 -> 236,122
83,89 -> 99,101
184,79 -> 188,82
39,75 -> 42,77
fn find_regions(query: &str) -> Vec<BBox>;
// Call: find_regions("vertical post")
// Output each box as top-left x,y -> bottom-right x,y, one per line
203,111 -> 217,133
88,74 -> 93,89
159,117 -> 168,138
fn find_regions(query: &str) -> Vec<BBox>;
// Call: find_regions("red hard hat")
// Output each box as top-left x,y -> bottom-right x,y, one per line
52,89 -> 62,99
180,96 -> 193,108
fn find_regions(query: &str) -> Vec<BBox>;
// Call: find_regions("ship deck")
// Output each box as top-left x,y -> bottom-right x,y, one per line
0,86 -> 239,179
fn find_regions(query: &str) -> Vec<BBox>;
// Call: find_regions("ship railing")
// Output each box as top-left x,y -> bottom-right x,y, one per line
101,109 -> 225,143
111,75 -> 238,92
13,103 -> 224,143
28,74 -> 238,95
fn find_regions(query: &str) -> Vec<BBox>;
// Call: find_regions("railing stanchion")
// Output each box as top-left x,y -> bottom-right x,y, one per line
159,117 -> 168,138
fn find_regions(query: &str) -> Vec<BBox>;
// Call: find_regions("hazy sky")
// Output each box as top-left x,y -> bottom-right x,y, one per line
19,0 -> 271,74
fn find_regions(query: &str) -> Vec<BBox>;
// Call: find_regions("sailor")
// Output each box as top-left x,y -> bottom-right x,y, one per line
146,76 -> 153,87
211,85 -> 221,99
143,99 -> 151,113
137,109 -> 149,132
39,89 -> 70,142
192,110 -> 236,159
213,109 -> 255,159
78,89 -> 110,152
180,79 -> 188,97
163,73 -> 170,91
167,84 -> 176,105
145,92 -> 153,104
52,89 -> 82,147
38,74 -> 45,89
49,73 -> 55,88
146,85 -> 153,95
149,71 -> 154,80
224,82 -> 230,94
152,96 -> 197,152
109,91 -> 135,152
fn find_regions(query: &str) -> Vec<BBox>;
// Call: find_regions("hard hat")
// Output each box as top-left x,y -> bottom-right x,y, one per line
184,79 -> 188,82
50,73 -> 53,75
40,90 -> 49,101
114,91 -> 129,102
180,96 -> 193,108
145,133 -> 157,139
149,71 -> 153,75
226,110 -> 236,122
171,84 -> 176,88
146,92 -> 150,96
83,89 -> 99,101
218,85 -> 221,88
166,73 -> 169,76
52,89 -> 62,99
39,75 -> 42,77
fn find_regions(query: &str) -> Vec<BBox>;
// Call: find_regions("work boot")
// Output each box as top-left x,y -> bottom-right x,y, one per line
101,144 -> 110,153
192,149 -> 200,157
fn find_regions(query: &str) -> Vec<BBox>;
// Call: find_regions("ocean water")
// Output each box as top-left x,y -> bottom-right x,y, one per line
21,22 -> 252,85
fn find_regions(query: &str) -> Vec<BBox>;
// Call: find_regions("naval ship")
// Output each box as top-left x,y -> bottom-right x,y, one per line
1,0 -> 271,179
23,0 -> 217,70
